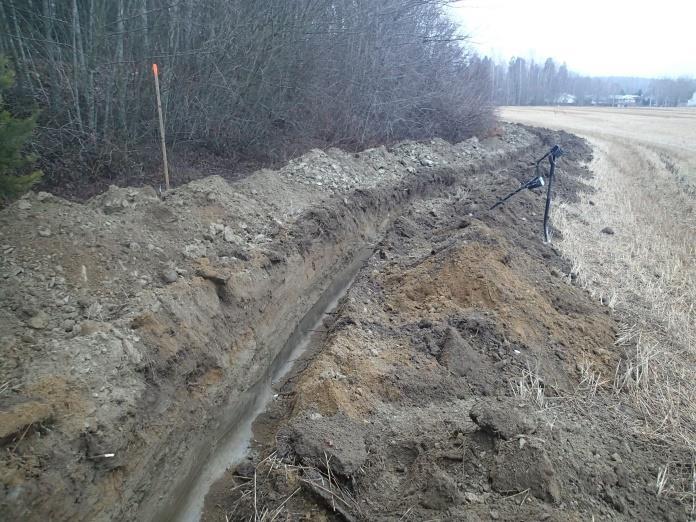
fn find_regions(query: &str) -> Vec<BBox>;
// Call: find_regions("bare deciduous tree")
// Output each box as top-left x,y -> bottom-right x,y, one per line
2,0 -> 495,188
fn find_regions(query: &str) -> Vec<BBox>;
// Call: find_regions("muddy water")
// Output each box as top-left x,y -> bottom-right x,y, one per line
160,246 -> 374,522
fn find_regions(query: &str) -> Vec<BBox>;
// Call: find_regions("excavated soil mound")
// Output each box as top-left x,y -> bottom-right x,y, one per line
203,129 -> 690,521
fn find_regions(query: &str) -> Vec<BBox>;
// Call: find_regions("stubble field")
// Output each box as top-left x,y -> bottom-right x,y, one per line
502,106 -> 696,509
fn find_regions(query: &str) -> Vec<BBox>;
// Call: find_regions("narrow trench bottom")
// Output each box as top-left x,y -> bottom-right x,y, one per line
168,247 -> 373,522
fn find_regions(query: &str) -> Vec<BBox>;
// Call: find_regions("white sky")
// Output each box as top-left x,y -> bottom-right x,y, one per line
447,0 -> 696,78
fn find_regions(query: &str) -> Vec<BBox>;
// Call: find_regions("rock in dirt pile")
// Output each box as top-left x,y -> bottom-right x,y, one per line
1,125 -> 691,521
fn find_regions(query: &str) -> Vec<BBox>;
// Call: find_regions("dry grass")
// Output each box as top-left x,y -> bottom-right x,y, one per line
551,135 -> 696,451
511,364 -> 548,409
218,452 -> 361,521
502,107 -> 696,514
577,358 -> 608,399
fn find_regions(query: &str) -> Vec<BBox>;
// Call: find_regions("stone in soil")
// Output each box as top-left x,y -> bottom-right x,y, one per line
28,311 -> 50,330
161,269 -> 178,284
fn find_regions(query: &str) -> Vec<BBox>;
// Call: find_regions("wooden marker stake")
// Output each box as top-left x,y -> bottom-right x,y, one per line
152,63 -> 170,190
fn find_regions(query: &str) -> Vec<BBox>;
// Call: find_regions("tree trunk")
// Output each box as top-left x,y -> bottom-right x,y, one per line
8,0 -> 32,91
42,0 -> 60,110
116,0 -> 127,134
71,0 -> 84,132
73,0 -> 95,138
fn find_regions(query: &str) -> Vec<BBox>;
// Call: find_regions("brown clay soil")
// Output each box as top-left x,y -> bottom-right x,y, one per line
1,124 -> 691,521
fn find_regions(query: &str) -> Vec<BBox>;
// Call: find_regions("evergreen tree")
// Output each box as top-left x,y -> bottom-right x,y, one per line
0,56 -> 42,201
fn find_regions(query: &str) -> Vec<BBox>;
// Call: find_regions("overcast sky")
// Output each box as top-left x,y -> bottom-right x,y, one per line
447,0 -> 696,78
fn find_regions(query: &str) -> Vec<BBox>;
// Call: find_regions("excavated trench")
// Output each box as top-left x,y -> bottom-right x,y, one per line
3,125 -> 582,522
137,163 -> 471,522
135,133 -> 541,522
153,171 -> 506,520
4,126 -> 691,521
159,247 -> 372,522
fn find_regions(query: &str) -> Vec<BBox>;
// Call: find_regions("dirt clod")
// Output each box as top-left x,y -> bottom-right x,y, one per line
491,440 -> 561,503
278,413 -> 367,477
469,398 -> 537,440
27,311 -> 49,330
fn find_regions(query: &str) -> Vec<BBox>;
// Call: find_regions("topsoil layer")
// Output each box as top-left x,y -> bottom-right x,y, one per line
201,130 -> 692,521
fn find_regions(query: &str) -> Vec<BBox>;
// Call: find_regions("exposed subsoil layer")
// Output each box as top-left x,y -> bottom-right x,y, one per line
201,130 -> 691,521
2,126 -> 536,521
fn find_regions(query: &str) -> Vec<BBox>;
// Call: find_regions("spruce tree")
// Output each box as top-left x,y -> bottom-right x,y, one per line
0,56 -> 42,201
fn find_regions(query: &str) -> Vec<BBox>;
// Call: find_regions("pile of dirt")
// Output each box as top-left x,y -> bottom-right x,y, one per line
202,129 -> 691,521
0,126 -> 536,520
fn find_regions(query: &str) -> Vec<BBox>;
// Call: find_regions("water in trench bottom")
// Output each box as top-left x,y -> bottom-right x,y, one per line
169,249 -> 372,522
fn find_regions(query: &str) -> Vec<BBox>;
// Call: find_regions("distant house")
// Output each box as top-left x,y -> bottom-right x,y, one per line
611,94 -> 641,107
555,93 -> 576,105
688,92 -> 696,107
591,96 -> 614,106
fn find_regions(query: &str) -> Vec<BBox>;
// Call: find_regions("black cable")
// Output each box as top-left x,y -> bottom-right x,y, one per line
488,144 -> 563,242
542,145 -> 563,243
489,176 -> 545,211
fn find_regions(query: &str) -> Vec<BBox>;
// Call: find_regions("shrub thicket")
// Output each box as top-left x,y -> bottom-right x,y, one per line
0,1 -> 494,189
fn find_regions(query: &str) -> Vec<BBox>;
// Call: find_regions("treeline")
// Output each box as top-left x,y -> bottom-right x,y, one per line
468,56 -> 696,106
0,0 -> 493,190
